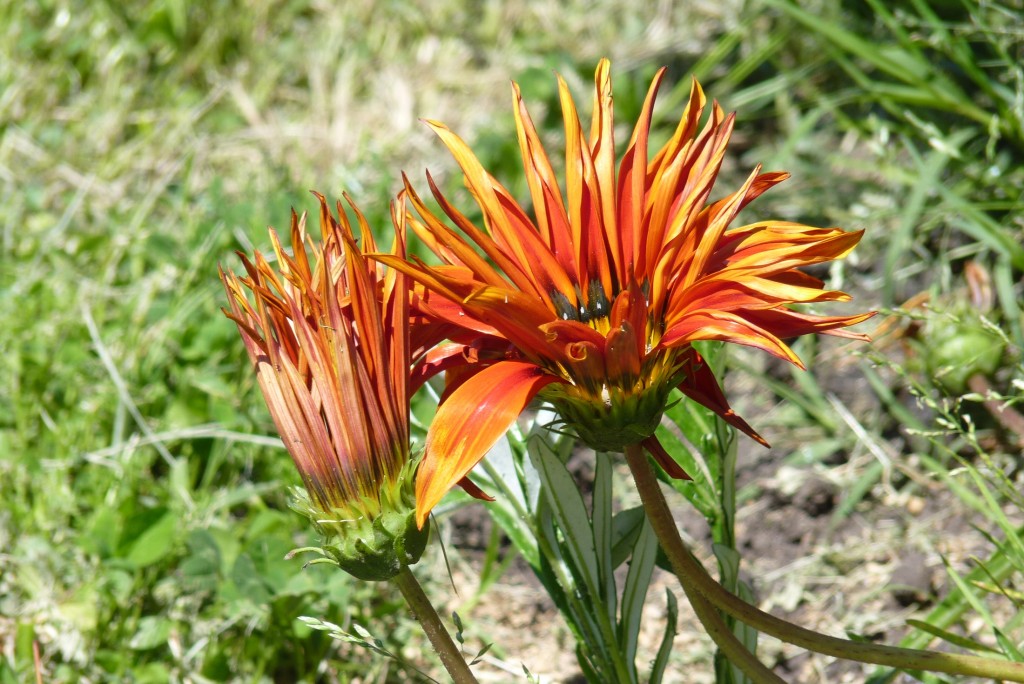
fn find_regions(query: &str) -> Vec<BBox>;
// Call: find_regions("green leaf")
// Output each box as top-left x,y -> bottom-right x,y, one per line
245,533 -> 295,593
132,662 -> 171,684
712,543 -> 742,595
129,616 -> 172,650
649,589 -> 678,684
903,619 -> 1000,655
882,138 -> 961,305
478,436 -> 542,569
482,433 -> 532,512
14,622 -> 34,665
593,453 -> 616,625
610,507 -> 645,570
470,642 -> 493,666
82,506 -> 122,558
619,515 -> 658,676
180,529 -> 222,592
228,552 -> 272,607
527,434 -> 601,600
124,511 -> 179,568
735,579 -> 761,670
995,628 -> 1024,662
656,416 -> 719,520
101,568 -> 135,608
0,661 -> 17,684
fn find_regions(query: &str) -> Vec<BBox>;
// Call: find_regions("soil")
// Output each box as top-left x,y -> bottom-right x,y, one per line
422,334 -> 1022,683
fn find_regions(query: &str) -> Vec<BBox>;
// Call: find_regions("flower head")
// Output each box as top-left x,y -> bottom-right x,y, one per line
379,59 -> 874,527
222,194 -> 427,580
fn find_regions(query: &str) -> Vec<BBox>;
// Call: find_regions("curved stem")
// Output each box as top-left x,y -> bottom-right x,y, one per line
625,445 -> 1024,683
626,445 -> 783,684
685,574 -> 786,683
393,566 -> 480,684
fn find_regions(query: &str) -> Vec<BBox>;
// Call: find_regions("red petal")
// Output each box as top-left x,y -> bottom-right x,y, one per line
512,80 -> 573,266
457,475 -> 495,502
605,322 -> 641,388
415,361 -> 560,527
744,307 -> 875,341
642,435 -> 692,480
677,350 -> 768,447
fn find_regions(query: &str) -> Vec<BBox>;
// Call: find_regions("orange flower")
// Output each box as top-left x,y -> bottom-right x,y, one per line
378,59 -> 874,527
222,194 -> 427,580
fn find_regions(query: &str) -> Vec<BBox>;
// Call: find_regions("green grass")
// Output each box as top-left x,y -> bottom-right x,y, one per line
2,0 -> 1023,681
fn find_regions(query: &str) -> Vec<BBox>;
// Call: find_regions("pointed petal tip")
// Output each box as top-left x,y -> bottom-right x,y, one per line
414,505 -> 430,530
414,361 -> 559,531
412,444 -> 505,531
422,118 -> 448,132
748,425 -> 771,448
457,475 -> 495,502
641,436 -> 691,480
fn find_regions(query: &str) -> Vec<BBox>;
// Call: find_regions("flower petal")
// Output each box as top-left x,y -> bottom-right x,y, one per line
415,361 -> 560,527
617,66 -> 665,277
512,81 -> 575,276
642,435 -> 691,480
676,350 -> 768,447
659,309 -> 805,368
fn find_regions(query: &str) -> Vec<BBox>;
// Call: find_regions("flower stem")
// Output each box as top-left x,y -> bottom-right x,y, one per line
393,566 -> 480,684
685,572 -> 786,683
626,445 -> 783,684
624,444 -> 1024,682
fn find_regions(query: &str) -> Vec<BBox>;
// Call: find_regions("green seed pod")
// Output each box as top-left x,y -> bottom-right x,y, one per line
924,311 -> 1004,393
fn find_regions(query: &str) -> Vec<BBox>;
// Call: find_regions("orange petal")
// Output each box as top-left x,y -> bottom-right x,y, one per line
559,73 -> 613,300
589,58 -> 620,281
744,307 -> 876,341
660,309 -> 805,368
411,339 -> 508,394
617,67 -> 665,270
512,80 -> 574,274
425,122 -> 574,312
415,361 -> 560,527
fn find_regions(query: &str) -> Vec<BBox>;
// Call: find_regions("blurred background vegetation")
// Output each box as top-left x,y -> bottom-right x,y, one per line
1,0 -> 1021,682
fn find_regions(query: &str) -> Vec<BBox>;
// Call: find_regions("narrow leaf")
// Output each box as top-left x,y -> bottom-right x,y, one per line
904,619 -> 1000,655
593,452 -> 617,625
528,435 -> 602,606
620,515 -> 658,674
650,589 -> 679,683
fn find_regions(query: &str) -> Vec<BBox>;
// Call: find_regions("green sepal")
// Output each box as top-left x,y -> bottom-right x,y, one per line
321,504 -> 428,581
547,380 -> 671,452
289,458 -> 428,581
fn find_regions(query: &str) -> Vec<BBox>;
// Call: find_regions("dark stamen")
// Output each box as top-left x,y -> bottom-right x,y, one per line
551,280 -> 613,323
580,279 -> 610,323
550,289 -> 579,321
